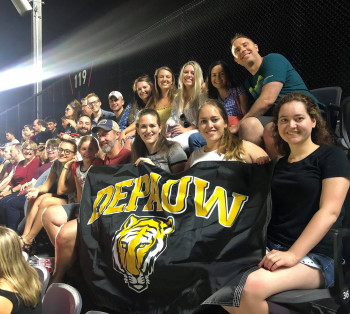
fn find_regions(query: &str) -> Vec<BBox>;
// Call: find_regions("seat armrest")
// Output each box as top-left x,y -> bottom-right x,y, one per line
329,228 -> 350,306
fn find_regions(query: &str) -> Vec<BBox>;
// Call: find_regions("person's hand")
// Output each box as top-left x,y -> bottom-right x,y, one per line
20,182 -> 29,191
64,157 -> 77,169
172,124 -> 186,135
256,156 -> 270,165
229,123 -> 240,134
61,133 -> 72,140
0,188 -> 11,198
134,157 -> 155,167
120,130 -> 127,142
259,250 -> 299,271
26,188 -> 39,199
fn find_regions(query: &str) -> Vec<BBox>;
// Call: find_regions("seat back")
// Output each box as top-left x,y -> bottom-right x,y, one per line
42,283 -> 82,314
339,96 -> 350,150
34,265 -> 50,300
310,86 -> 342,132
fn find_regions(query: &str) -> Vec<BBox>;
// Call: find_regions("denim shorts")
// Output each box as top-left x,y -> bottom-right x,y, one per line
267,239 -> 334,288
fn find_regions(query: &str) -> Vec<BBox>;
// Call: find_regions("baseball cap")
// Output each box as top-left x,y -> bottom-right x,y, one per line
92,119 -> 120,133
108,91 -> 123,99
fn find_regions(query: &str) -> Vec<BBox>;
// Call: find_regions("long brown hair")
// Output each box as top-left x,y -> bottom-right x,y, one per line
129,75 -> 156,123
198,99 -> 244,161
131,108 -> 176,161
0,227 -> 41,307
273,92 -> 333,156
154,66 -> 177,106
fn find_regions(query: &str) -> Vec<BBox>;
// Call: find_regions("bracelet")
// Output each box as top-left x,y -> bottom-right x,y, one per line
64,167 -> 69,170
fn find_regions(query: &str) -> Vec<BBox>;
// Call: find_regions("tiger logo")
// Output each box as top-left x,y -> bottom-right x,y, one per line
112,214 -> 175,293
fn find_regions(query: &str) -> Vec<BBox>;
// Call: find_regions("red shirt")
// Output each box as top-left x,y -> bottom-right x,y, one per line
10,157 -> 41,187
104,147 -> 131,165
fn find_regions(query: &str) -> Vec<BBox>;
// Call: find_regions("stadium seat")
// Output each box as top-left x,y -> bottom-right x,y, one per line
338,96 -> 350,153
310,86 -> 342,133
34,265 -> 50,300
22,251 -> 29,261
42,283 -> 82,314
85,311 -> 109,314
268,227 -> 350,313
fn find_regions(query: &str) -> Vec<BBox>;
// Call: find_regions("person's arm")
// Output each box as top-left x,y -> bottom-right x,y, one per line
242,140 -> 270,164
120,121 -> 137,141
57,160 -> 76,195
170,162 -> 186,173
74,175 -> 83,203
65,119 -> 77,129
242,81 -> 283,119
26,170 -> 57,199
239,91 -> 250,115
0,296 -> 13,314
0,166 -> 14,192
261,176 -> 350,271
134,157 -> 155,167
184,155 -> 192,170
172,124 -> 196,135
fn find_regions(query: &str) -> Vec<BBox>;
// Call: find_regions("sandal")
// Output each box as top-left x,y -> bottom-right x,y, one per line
20,236 -> 36,256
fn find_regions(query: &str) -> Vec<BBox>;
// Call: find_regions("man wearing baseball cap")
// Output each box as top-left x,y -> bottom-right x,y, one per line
108,91 -> 132,132
92,119 -> 130,165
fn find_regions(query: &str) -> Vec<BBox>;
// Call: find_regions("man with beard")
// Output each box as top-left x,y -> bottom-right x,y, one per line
92,119 -> 130,165
41,120 -> 130,284
76,115 -> 93,136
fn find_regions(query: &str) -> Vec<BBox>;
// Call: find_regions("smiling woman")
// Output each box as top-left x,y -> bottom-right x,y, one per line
152,67 -> 177,126
223,93 -> 350,314
132,108 -> 187,174
167,61 -> 204,151
0,141 -> 41,228
185,99 -> 269,169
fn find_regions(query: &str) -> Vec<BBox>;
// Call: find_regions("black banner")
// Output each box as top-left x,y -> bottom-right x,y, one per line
78,161 -> 273,313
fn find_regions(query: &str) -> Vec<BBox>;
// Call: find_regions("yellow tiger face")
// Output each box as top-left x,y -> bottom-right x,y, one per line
112,215 -> 174,293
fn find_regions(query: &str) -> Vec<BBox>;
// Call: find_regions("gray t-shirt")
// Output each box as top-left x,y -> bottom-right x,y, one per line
148,143 -> 187,173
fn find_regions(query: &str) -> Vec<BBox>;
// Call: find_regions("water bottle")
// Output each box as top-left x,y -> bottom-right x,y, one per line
166,112 -> 179,138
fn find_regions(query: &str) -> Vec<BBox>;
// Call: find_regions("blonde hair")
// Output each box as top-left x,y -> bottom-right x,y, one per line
176,61 -> 204,112
0,227 -> 41,307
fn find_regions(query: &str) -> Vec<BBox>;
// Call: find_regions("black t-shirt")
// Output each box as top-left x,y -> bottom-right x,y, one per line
268,145 -> 350,256
0,288 -> 42,313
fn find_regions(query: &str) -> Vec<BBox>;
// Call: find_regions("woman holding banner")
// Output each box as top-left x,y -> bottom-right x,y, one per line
132,108 -> 187,173
185,99 -> 268,168
224,93 -> 350,313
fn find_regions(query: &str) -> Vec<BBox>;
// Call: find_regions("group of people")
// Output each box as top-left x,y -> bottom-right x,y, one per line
0,33 -> 349,314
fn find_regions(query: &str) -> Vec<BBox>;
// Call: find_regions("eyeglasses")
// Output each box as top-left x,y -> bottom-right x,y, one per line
37,146 -> 45,152
65,107 -> 72,111
87,100 -> 99,108
58,148 -> 74,155
46,146 -> 58,151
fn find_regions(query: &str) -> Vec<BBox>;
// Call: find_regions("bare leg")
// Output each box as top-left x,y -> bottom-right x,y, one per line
22,193 -> 53,237
42,205 -> 69,245
50,219 -> 78,284
263,122 -> 279,159
223,264 -> 323,314
239,117 -> 264,146
22,196 -> 67,245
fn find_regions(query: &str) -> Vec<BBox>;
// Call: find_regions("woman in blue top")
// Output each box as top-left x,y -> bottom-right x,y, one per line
224,93 -> 350,313
188,60 -> 249,153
